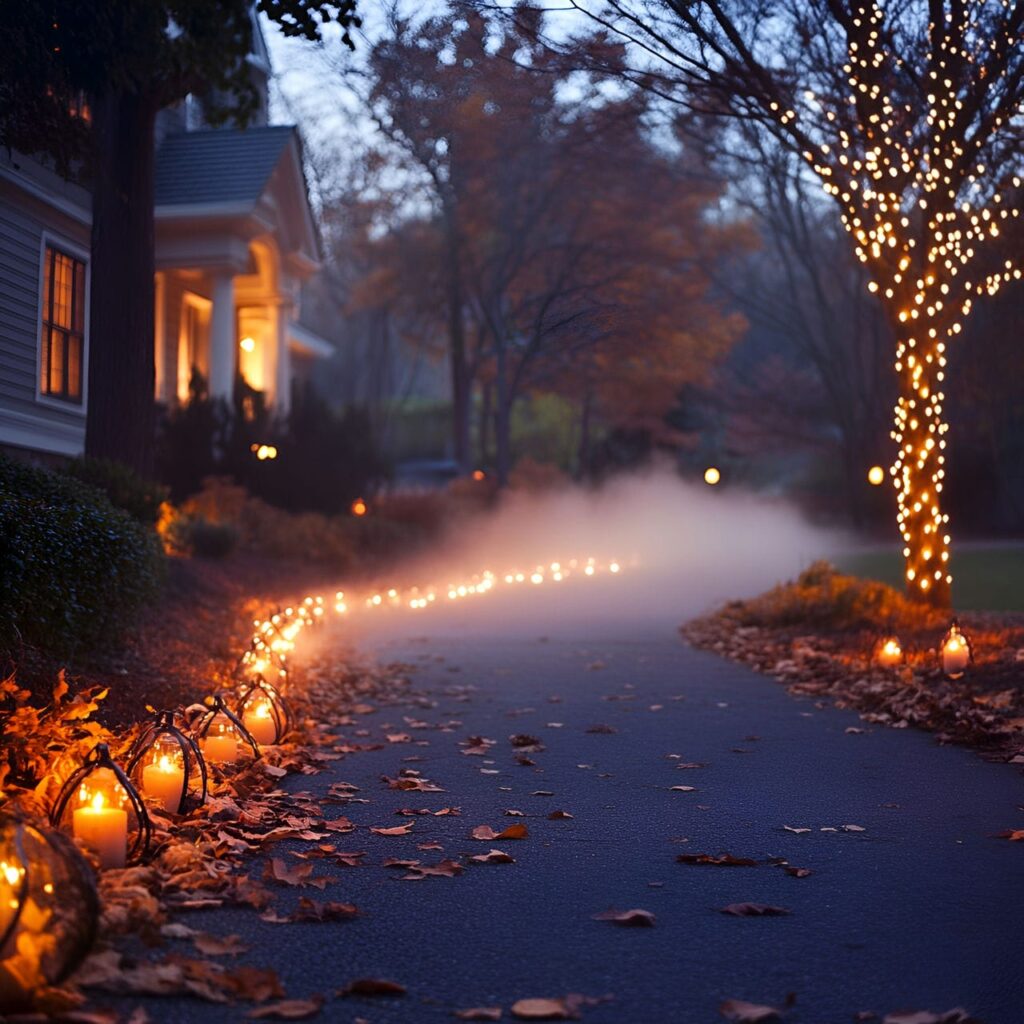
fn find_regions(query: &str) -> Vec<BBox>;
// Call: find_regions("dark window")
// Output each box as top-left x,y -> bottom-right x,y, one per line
39,246 -> 86,403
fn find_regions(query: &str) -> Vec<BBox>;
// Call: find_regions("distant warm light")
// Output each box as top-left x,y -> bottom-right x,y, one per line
351,498 -> 368,517
472,469 -> 486,481
868,465 -> 885,486
250,443 -> 277,461
239,336 -> 256,353
704,467 -> 721,486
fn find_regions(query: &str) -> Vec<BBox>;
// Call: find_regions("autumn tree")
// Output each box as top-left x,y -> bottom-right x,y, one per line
537,0 -> 1024,605
0,1 -> 359,475
351,8 -> 744,483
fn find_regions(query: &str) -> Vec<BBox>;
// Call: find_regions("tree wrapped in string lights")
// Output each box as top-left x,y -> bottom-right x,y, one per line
548,0 -> 1023,604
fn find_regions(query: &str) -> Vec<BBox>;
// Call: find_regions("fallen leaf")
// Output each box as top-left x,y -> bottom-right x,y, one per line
719,998 -> 782,1022
591,908 -> 655,927
677,853 -> 757,867
783,866 -> 812,879
995,829 -> 1024,841
472,823 -> 529,841
247,997 -> 324,1020
193,933 -> 249,956
720,904 -> 790,917
842,824 -> 866,832
670,786 -> 697,793
338,978 -> 407,997
510,998 -> 576,1020
783,826 -> 811,834
547,810 -> 574,819
468,849 -> 515,865
455,1008 -> 503,1021
370,823 -> 414,836
882,1011 -> 979,1024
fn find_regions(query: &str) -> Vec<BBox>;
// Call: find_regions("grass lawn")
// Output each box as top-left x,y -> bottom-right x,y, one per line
838,543 -> 1024,613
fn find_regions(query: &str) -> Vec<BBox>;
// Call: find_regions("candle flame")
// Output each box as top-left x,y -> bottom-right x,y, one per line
2,861 -> 22,886
254,702 -> 272,720
90,792 -> 105,812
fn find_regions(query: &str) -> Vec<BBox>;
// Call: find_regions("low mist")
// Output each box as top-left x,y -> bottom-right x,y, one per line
350,467 -> 853,639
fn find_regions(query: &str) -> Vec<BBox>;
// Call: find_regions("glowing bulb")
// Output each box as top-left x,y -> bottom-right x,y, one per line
704,467 -> 721,485
867,465 -> 885,485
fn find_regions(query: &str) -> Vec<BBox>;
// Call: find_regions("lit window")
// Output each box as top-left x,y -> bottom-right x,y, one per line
39,246 -> 86,403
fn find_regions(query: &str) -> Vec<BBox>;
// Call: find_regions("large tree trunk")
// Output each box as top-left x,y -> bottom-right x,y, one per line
444,225 -> 471,473
576,389 -> 593,479
892,327 -> 952,608
85,88 -> 158,476
493,342 -> 511,488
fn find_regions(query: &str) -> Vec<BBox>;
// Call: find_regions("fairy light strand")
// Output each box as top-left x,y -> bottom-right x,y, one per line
765,2 -> 1022,602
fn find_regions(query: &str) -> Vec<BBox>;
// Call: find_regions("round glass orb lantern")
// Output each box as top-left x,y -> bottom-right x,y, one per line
126,709 -> 208,815
194,695 -> 261,765
49,744 -> 152,870
0,815 -> 99,1006
236,676 -> 291,748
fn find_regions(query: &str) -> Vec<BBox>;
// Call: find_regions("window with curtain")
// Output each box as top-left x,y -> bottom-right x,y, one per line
39,245 -> 86,403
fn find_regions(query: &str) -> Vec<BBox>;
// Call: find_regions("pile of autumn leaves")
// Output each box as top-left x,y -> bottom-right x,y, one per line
0,658 -> 418,1021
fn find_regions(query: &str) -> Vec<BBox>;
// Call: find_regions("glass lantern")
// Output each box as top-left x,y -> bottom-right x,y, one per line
0,815 -> 98,1007
126,709 -> 207,815
874,634 -> 904,668
194,695 -> 261,765
940,619 -> 972,679
49,744 -> 151,869
236,675 -> 291,748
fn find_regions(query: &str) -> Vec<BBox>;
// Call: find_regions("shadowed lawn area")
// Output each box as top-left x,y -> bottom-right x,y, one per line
838,544 -> 1024,613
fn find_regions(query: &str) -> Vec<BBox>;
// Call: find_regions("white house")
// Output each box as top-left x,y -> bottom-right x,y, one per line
0,16 -> 331,461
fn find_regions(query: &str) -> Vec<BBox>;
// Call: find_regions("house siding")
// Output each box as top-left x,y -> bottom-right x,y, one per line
0,159 -> 91,458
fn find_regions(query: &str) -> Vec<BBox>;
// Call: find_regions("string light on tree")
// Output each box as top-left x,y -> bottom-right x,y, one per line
756,2 -> 1022,605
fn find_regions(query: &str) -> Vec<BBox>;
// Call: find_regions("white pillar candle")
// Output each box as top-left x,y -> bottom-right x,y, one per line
942,635 -> 969,676
203,732 -> 238,764
142,755 -> 186,812
243,702 -> 277,746
73,793 -> 127,869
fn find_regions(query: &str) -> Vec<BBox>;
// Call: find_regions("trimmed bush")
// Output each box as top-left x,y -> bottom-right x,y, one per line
63,456 -> 169,524
0,455 -> 164,659
722,560 -> 945,632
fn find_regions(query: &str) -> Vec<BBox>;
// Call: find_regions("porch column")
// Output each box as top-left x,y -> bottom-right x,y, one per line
153,271 -> 167,401
274,300 -> 293,414
208,271 -> 236,401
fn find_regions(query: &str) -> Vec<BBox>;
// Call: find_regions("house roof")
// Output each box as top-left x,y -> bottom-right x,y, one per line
155,126 -> 297,207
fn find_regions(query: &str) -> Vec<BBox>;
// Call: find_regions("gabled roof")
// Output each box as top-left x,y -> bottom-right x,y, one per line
155,126 -> 296,207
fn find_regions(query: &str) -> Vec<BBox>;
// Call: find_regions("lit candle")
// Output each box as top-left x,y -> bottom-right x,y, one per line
73,791 -> 127,869
942,631 -> 970,677
243,701 -> 277,746
203,724 -> 238,764
142,754 -> 186,812
877,637 -> 903,668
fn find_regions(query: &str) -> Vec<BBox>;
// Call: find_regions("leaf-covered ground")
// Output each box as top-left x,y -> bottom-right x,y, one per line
16,605 -> 1020,1024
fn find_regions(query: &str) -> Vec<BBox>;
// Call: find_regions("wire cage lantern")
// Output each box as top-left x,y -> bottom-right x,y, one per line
940,618 -> 972,679
235,675 -> 292,747
234,642 -> 288,690
48,744 -> 152,870
0,814 -> 99,1006
126,708 -> 208,815
194,694 -> 261,764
